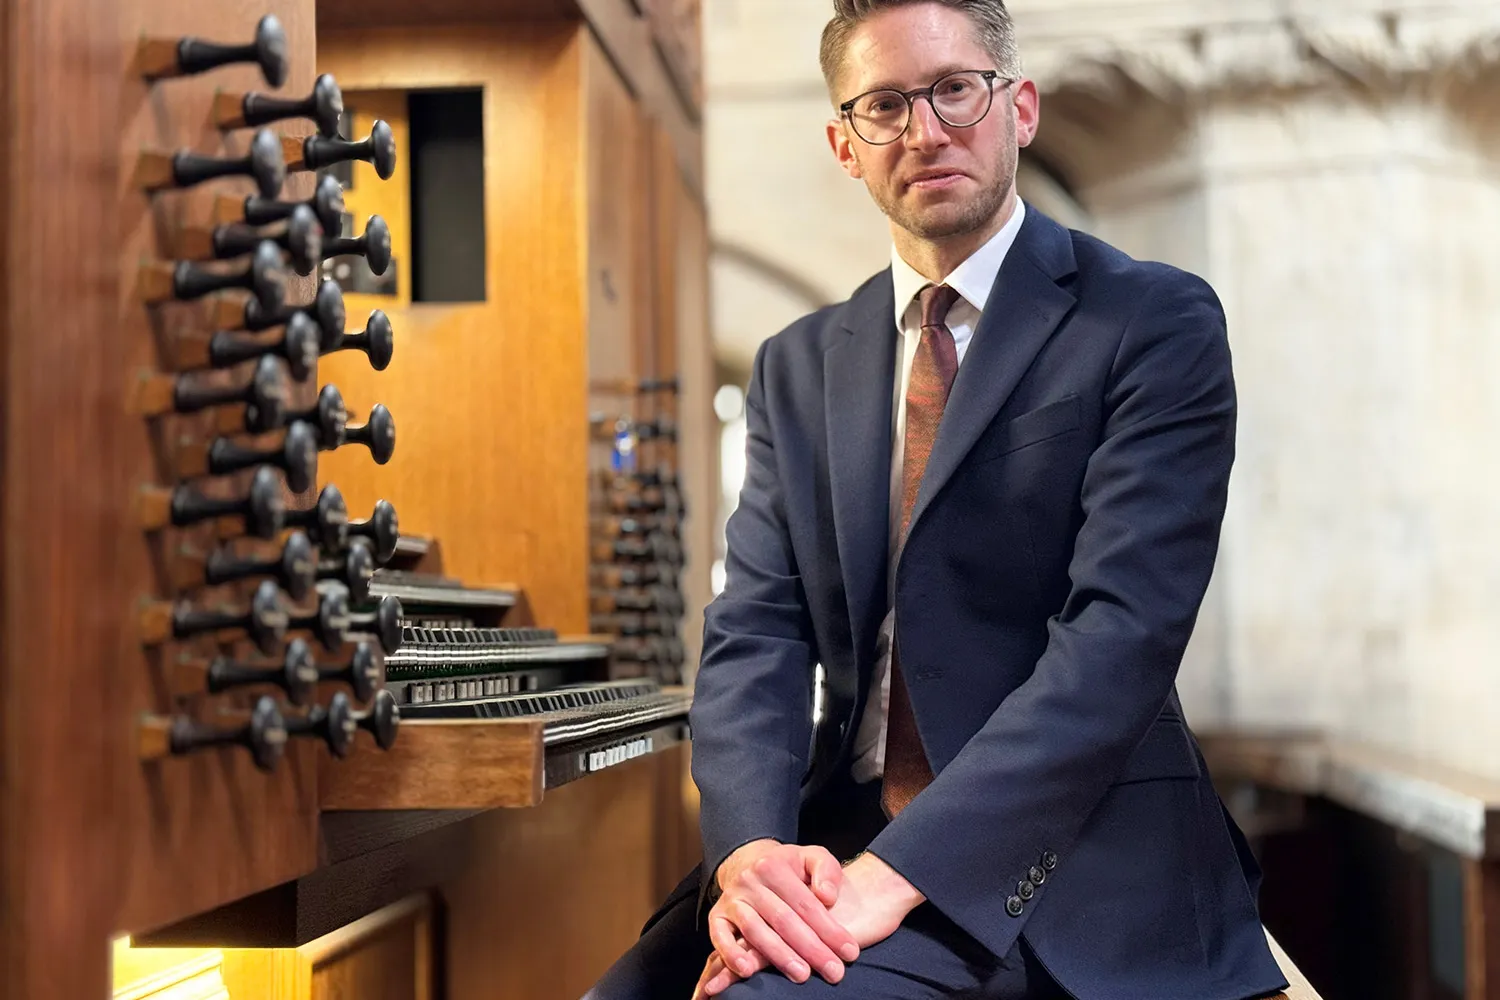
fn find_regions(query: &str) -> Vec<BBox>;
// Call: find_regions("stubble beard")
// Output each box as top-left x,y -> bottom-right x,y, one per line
867,110 -> 1017,241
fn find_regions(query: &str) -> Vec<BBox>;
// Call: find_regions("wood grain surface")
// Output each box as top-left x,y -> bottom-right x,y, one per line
319,719 -> 544,810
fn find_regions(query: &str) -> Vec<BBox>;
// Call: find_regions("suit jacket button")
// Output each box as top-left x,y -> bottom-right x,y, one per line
1005,895 -> 1024,917
1017,880 -> 1035,901
1041,851 -> 1058,871
1028,865 -> 1046,885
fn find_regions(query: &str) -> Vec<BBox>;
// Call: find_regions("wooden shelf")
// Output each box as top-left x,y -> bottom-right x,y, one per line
320,719 -> 545,811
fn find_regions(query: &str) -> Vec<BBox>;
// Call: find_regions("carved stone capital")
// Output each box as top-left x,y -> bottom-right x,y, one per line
1026,9 -> 1500,105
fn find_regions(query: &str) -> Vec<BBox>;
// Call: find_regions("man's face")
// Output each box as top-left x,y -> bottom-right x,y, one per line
826,3 -> 1039,242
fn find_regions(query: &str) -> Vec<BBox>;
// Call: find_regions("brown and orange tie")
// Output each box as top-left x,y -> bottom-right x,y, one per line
882,282 -> 962,818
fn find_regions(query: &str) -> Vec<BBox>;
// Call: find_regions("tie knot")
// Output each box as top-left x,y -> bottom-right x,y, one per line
919,283 -> 962,330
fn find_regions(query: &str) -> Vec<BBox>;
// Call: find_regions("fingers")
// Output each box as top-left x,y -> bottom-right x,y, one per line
704,954 -> 748,996
756,862 -> 857,974
693,954 -> 729,1000
726,897 -> 819,984
799,846 -> 845,907
708,911 -> 758,978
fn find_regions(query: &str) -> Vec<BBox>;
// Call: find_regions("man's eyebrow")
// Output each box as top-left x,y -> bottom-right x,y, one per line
850,64 -> 976,95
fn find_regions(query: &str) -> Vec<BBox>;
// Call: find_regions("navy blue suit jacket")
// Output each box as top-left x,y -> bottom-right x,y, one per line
688,207 -> 1289,999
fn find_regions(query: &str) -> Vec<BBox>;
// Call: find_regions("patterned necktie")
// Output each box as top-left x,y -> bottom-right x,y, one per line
882,282 -> 962,818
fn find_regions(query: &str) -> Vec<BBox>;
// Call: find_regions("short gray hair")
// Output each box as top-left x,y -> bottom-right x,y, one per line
819,0 -> 1021,101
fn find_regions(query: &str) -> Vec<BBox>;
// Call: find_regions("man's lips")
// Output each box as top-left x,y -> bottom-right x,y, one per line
905,170 -> 966,190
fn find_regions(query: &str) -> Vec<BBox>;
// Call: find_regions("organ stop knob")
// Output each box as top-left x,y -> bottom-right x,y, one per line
139,695 -> 289,773
140,579 -> 289,655
137,128 -> 286,200
139,240 -> 286,314
286,691 -> 357,757
285,484 -> 349,550
140,464 -> 285,540
325,310 -> 394,370
322,215 -> 391,276
319,640 -> 382,703
215,73 -> 344,137
285,119 -> 396,180
223,174 -> 345,242
348,499 -> 399,563
354,689 -> 399,750
203,637 -> 320,706
137,14 -> 289,87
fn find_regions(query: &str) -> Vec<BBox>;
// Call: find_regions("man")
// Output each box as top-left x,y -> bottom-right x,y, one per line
586,1 -> 1289,997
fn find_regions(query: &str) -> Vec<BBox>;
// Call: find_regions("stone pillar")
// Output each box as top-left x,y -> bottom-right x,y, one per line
1022,7 -> 1500,778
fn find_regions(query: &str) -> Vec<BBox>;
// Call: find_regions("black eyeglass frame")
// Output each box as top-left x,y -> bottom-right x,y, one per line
839,69 -> 1015,146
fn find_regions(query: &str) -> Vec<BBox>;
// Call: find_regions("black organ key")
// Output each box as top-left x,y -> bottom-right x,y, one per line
137,128 -> 286,201
318,537 -> 376,603
215,73 -> 344,137
139,695 -> 288,773
136,14 -> 288,87
285,484 -> 349,550
197,530 -> 317,600
202,637 -> 320,706
135,354 -> 288,433
325,310 -> 394,371
353,689 -> 400,750
179,204 -> 323,277
348,499 -> 399,563
176,311 -> 322,383
139,464 -> 285,539
224,174 -> 345,243
285,691 -> 357,757
138,240 -> 286,313
140,578 -> 289,655
322,215 -> 392,276
175,419 -> 319,494
343,404 -> 395,464
217,278 -> 346,348
319,640 -> 383,704
285,119 -> 396,180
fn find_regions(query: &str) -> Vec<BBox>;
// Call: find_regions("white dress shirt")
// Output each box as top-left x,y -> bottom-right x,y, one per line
849,197 -> 1028,784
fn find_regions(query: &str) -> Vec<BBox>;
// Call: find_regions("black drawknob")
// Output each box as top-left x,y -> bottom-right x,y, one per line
205,204 -> 323,277
325,310 -> 393,371
192,420 -> 319,494
148,578 -> 289,655
143,464 -> 285,539
286,691 -> 357,757
353,689 -> 399,750
200,312 -> 322,382
348,499 -> 399,563
318,537 -> 376,603
348,595 -> 403,655
344,404 -> 395,464
205,637 -> 320,706
203,530 -> 317,601
293,119 -> 396,180
139,128 -> 285,200
286,484 -> 349,550
237,174 -> 345,241
230,278 -> 346,348
319,640 -> 383,704
322,215 -> 391,276
288,586 -> 351,651
156,695 -> 288,773
157,354 -> 287,430
290,384 -> 348,447
141,240 -> 285,313
218,73 -> 344,137
139,14 -> 288,87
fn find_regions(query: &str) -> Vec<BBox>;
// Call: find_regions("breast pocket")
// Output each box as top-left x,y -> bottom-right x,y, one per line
975,393 -> 1082,462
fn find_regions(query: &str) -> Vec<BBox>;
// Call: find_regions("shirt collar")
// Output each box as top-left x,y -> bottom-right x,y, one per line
890,197 -> 1027,332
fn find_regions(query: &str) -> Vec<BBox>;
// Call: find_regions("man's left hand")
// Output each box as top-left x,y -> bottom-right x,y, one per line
692,852 -> 925,997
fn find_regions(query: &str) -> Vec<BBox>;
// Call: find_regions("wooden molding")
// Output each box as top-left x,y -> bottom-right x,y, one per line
113,948 -> 228,1000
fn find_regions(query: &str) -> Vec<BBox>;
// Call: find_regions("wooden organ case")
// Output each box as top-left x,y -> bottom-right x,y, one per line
0,1 -> 712,998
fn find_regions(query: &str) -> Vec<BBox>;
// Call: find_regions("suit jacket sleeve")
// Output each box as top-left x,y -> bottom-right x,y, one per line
865,270 -> 1236,960
689,337 -> 817,914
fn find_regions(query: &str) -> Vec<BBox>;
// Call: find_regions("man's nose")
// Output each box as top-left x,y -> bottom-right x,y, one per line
904,98 -> 950,151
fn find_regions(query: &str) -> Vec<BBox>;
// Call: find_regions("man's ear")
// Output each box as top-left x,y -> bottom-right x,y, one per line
1012,79 -> 1041,148
826,118 -> 863,180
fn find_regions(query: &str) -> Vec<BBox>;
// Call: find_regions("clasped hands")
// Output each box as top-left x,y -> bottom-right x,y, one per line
692,838 -> 926,998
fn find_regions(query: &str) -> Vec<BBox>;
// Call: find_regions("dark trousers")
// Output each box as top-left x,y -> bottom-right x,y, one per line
583,776 -> 1070,999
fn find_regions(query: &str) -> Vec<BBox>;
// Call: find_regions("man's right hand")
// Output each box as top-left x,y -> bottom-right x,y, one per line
708,839 -> 861,986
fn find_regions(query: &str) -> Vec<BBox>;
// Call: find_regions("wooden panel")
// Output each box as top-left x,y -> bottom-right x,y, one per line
319,719 -> 544,810
112,940 -> 230,1000
443,747 -> 682,1000
316,24 -> 592,633
1465,860 -> 1500,1000
2,5 -> 323,998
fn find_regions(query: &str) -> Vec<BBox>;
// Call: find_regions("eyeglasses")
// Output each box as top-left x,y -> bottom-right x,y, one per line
839,69 -> 1013,146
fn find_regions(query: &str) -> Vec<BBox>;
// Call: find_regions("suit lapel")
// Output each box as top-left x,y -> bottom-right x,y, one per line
826,271 -> 897,666
905,211 -> 1079,538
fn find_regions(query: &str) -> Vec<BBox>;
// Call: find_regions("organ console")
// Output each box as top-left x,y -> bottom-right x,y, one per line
5,4 -> 713,996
